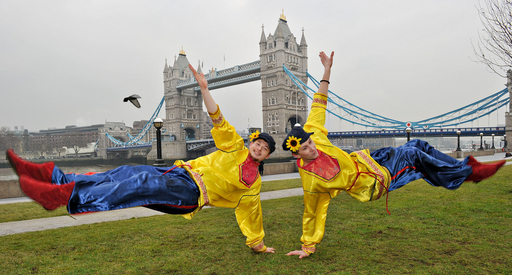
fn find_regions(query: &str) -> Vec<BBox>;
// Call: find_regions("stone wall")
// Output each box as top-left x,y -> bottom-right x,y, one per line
0,180 -> 24,199
262,161 -> 298,175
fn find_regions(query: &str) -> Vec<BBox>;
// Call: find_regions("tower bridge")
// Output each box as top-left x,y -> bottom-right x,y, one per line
99,11 -> 511,160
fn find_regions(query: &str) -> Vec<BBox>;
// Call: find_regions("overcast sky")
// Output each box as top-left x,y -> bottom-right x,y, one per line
0,0 -> 507,133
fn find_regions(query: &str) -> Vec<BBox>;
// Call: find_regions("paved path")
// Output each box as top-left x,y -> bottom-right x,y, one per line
0,173 -> 302,236
2,153 -> 510,237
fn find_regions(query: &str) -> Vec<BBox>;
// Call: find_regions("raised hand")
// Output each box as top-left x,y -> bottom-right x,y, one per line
188,63 -> 217,113
319,51 -> 334,69
189,64 -> 208,90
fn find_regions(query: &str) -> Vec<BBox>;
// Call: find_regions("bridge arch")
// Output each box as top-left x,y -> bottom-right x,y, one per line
286,114 -> 305,132
184,128 -> 196,141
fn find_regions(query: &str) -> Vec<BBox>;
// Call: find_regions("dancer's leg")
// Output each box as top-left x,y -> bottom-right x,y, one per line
19,175 -> 75,210
6,149 -> 55,182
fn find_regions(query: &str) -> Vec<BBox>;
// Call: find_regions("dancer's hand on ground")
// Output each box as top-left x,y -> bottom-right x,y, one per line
264,247 -> 276,253
285,250 -> 310,259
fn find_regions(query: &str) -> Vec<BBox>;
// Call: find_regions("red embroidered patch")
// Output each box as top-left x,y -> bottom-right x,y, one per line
313,97 -> 327,105
299,151 -> 340,181
239,156 -> 259,188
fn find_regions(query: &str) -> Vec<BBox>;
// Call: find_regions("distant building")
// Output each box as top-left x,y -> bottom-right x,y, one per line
28,122 -> 130,156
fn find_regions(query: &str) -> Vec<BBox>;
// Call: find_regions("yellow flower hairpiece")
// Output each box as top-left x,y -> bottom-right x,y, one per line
286,136 -> 302,152
249,130 -> 260,141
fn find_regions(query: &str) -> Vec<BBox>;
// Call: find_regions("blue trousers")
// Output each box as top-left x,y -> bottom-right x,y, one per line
52,165 -> 200,215
370,139 -> 472,191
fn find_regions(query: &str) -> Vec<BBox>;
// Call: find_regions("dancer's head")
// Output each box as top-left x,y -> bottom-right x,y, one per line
248,132 -> 276,162
282,126 -> 318,161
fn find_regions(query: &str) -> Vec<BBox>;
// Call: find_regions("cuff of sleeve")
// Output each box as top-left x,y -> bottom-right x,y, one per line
312,93 -> 327,109
301,244 -> 316,255
208,104 -> 224,127
251,241 -> 267,253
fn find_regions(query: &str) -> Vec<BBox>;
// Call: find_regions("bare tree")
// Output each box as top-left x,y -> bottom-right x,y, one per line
32,142 -> 48,158
55,147 -> 66,158
0,127 -> 22,152
63,132 -> 86,158
473,0 -> 512,77
72,145 -> 81,158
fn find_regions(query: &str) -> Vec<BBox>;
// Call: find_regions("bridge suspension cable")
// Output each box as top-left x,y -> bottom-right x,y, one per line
283,65 -> 510,130
106,96 -> 165,147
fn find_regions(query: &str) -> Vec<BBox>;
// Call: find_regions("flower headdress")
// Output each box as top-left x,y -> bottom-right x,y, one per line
249,130 -> 260,141
282,125 -> 313,153
285,136 -> 302,152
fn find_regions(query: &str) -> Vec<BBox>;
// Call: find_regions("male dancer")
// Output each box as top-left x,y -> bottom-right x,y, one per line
7,63 -> 276,254
284,51 -> 506,258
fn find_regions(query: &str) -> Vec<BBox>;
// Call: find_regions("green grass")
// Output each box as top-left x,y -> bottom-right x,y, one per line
1,166 -> 511,274
0,178 -> 303,223
260,178 -> 302,192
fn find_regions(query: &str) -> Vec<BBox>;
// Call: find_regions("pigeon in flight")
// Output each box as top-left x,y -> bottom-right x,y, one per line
123,94 -> 141,108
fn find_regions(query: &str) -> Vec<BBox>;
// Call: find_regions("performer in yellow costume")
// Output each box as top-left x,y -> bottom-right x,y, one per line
284,51 -> 505,259
7,63 -> 276,254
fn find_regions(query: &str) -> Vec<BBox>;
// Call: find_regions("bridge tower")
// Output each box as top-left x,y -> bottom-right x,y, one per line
259,12 -> 309,137
162,49 -> 205,142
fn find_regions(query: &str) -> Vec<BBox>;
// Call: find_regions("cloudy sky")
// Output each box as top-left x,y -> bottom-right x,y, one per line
0,0 -> 507,133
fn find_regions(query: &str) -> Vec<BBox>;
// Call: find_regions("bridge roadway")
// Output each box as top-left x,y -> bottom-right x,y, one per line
106,138 -> 249,152
106,127 -> 506,152
176,60 -> 261,91
328,126 -> 506,138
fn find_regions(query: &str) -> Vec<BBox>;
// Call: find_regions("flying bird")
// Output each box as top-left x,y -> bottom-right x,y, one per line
123,94 -> 141,108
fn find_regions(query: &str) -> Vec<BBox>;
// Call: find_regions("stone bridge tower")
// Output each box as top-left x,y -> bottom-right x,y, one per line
259,12 -> 309,136
162,49 -> 205,142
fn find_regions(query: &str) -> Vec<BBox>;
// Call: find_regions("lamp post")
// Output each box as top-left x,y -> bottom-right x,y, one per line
456,130 -> 461,151
491,134 -> 495,149
153,118 -> 166,167
479,133 -> 484,151
406,127 -> 411,142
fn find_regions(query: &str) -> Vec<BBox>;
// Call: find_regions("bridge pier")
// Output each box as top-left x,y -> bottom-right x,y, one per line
505,112 -> 511,150
506,70 -> 512,151
147,141 -> 187,163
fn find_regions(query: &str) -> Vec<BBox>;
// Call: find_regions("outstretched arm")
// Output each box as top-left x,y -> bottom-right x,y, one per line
317,51 -> 334,97
189,64 -> 218,113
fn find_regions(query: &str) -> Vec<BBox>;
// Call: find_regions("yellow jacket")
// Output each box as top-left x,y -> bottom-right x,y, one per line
177,106 -> 267,252
298,93 -> 390,254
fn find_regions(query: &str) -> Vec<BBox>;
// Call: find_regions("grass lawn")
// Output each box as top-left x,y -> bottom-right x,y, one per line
0,165 -> 511,274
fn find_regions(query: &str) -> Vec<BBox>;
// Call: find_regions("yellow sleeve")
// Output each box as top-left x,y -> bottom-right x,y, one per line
235,194 -> 266,252
304,93 -> 331,145
300,191 -> 331,255
209,105 -> 245,152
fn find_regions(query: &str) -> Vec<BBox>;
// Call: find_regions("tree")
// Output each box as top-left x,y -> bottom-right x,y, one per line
55,147 -> 66,158
473,0 -> 512,77
0,127 -> 21,152
33,142 -> 48,158
63,132 -> 86,158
